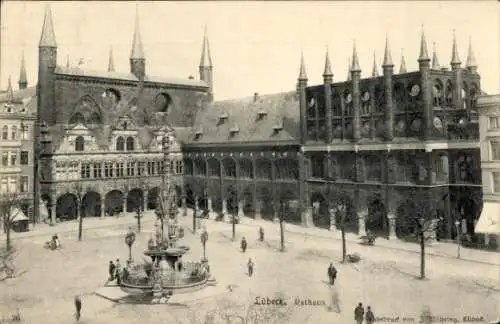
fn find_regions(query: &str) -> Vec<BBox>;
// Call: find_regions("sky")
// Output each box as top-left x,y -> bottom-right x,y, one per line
1,1 -> 498,100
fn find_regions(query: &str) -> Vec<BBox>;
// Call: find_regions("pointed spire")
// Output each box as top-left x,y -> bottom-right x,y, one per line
418,25 -> 430,62
66,54 -> 70,68
199,24 -> 213,67
347,58 -> 352,81
298,51 -> 307,80
323,47 -> 333,77
382,34 -> 393,67
108,46 -> 115,72
18,51 -> 27,89
432,42 -> 441,70
130,5 -> 145,59
350,41 -> 361,72
466,37 -> 477,69
6,76 -> 14,102
39,5 -> 57,47
399,49 -> 407,73
450,29 -> 461,66
372,53 -> 379,77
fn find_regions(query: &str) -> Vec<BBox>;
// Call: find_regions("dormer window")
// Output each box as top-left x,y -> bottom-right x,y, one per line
75,136 -> 85,151
219,112 -> 229,124
257,109 -> 267,120
229,125 -> 240,136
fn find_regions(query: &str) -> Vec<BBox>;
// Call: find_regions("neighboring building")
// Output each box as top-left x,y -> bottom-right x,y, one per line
476,94 -> 500,247
0,67 -> 37,223
34,7 -> 211,224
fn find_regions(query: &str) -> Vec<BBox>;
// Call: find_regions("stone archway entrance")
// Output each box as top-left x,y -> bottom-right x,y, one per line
82,191 -> 101,217
311,192 -> 329,229
175,185 -> 182,207
257,186 -> 274,221
395,200 -> 417,240
242,187 -> 255,218
127,188 -> 144,212
281,190 -> 300,225
366,196 -> 388,237
197,195 -> 208,211
105,190 -> 124,216
147,187 -> 159,210
332,193 -> 358,233
56,193 -> 78,221
185,186 -> 195,210
457,197 -> 479,238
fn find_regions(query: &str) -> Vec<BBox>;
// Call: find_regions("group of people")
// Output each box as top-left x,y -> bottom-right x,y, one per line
108,259 -> 122,284
46,234 -> 61,250
354,302 -> 375,324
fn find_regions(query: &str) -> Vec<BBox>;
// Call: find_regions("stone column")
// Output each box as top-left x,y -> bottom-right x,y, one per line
49,205 -> 56,225
302,206 -> 314,228
254,200 -> 262,220
329,208 -> 337,233
101,200 -> 105,218
194,198 -> 200,212
122,196 -> 127,216
143,192 -> 148,212
358,211 -> 367,236
207,198 -> 215,220
273,202 -> 279,223
182,197 -> 187,216
388,213 -> 397,239
237,200 -> 245,218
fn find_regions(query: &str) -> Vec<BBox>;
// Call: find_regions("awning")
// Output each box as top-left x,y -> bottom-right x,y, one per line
11,207 -> 29,222
475,202 -> 500,234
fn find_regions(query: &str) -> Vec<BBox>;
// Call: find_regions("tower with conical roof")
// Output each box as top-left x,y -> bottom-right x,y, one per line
38,4 -> 58,125
466,37 -> 477,74
298,51 -> 308,145
323,48 -> 333,142
417,27 -> 432,139
6,76 -> 14,102
450,30 -> 463,111
199,25 -> 214,100
382,34 -> 394,141
431,42 -> 440,70
372,53 -> 379,77
108,46 -> 115,72
130,6 -> 145,80
399,49 -> 407,73
18,51 -> 28,89
350,42 -> 361,142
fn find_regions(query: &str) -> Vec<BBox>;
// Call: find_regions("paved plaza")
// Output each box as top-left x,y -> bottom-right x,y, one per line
0,212 -> 499,324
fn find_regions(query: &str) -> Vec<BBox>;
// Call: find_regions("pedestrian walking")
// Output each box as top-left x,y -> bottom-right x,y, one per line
365,306 -> 375,324
247,258 -> 254,277
354,302 -> 365,324
258,227 -> 264,241
108,260 -> 116,282
74,295 -> 82,321
241,237 -> 247,253
327,262 -> 337,285
115,258 -> 122,285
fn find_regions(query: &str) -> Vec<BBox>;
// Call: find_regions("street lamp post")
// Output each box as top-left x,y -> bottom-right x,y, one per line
125,229 -> 136,262
455,220 -> 461,259
201,229 -> 208,261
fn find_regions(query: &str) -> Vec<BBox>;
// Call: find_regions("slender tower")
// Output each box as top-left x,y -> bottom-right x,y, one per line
382,34 -> 394,141
199,25 -> 214,101
108,46 -> 115,72
130,6 -> 145,80
418,27 -> 432,140
323,47 -> 334,142
18,51 -> 28,90
350,42 -> 361,142
450,30 -> 463,111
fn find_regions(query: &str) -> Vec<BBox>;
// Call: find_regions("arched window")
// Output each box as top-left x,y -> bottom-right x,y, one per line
101,88 -> 121,110
154,93 -> 173,114
75,136 -> 85,151
393,83 -> 407,112
361,90 -> 371,115
11,125 -> 17,140
126,137 -> 135,151
469,84 -> 479,110
374,84 -> 385,112
445,80 -> 453,106
343,90 -> 353,116
116,137 -> 125,151
2,126 -> 8,140
432,82 -> 443,106
461,83 -> 468,109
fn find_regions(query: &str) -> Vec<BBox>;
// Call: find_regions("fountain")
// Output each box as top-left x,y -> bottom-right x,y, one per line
117,130 -> 216,303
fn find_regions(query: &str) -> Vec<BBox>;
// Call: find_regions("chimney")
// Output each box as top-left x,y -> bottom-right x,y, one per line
253,92 -> 259,102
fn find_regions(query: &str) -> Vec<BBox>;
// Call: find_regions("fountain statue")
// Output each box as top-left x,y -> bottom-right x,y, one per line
118,130 -> 216,303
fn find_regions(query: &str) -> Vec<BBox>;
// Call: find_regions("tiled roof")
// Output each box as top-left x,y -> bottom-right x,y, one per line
54,66 -> 208,88
0,86 -> 36,103
184,91 -> 300,144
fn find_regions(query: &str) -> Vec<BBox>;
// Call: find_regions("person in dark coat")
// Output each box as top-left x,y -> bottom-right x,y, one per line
241,237 -> 247,253
365,306 -> 375,324
108,260 -> 116,282
327,262 -> 337,285
258,227 -> 264,241
74,295 -> 82,321
115,259 -> 122,285
354,302 -> 364,324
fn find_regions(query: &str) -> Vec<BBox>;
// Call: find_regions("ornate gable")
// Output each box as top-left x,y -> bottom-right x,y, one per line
113,115 -> 138,132
55,123 -> 100,154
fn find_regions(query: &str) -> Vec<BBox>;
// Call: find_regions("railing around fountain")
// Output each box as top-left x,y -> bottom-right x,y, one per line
120,261 -> 210,292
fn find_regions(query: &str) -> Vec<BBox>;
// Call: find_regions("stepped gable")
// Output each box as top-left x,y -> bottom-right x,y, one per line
54,66 -> 208,88
185,91 -> 299,144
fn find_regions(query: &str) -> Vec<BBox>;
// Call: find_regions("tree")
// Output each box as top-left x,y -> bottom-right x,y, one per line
125,228 -> 136,262
0,192 -> 23,251
399,189 -> 440,280
329,192 -> 352,263
72,183 -> 88,242
278,200 -> 287,252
